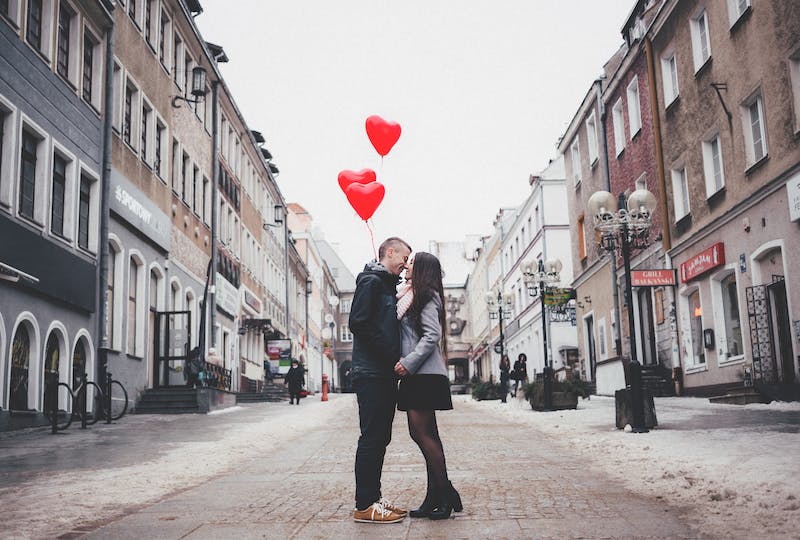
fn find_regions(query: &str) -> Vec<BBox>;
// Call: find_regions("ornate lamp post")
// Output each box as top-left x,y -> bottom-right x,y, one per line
485,289 -> 514,376
587,188 -> 657,433
522,258 -> 562,410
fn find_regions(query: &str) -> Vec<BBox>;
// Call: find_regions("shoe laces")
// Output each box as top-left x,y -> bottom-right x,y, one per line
378,497 -> 396,510
372,501 -> 391,517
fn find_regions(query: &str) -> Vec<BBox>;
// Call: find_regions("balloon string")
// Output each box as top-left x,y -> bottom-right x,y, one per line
366,220 -> 377,260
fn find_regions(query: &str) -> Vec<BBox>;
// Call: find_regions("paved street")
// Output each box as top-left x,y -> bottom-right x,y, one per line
0,394 -> 705,540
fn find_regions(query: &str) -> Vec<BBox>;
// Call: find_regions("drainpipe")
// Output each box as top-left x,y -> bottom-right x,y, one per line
96,14 -> 115,384
210,81 -> 219,350
645,37 -> 682,373
595,78 -> 623,357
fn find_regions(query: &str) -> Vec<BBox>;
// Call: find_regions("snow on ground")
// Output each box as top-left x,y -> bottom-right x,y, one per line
1,395 -> 350,539
461,393 -> 800,539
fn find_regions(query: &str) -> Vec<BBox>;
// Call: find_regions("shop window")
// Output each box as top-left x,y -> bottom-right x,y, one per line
43,332 -> 60,412
719,273 -> 743,359
10,323 -> 31,410
688,290 -> 705,365
72,339 -> 85,389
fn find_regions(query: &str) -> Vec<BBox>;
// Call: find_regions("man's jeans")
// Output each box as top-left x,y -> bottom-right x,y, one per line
353,377 -> 398,510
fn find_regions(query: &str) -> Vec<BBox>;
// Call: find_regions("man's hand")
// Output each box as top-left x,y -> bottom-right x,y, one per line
394,361 -> 408,377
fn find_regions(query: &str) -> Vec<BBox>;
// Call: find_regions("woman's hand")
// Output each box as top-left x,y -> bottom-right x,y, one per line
394,361 -> 408,377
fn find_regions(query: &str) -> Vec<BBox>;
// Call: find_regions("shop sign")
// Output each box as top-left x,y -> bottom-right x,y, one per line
242,287 -> 262,313
544,288 -> 576,306
788,172 -> 800,222
216,273 -> 238,317
109,169 -> 171,251
680,242 -> 725,282
631,269 -> 677,287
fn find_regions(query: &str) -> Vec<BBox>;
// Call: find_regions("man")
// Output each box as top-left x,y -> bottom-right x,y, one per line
349,237 -> 412,523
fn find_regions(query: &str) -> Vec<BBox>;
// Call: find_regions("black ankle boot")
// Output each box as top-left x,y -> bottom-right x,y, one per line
409,488 -> 435,518
449,482 -> 463,513
429,487 -> 453,520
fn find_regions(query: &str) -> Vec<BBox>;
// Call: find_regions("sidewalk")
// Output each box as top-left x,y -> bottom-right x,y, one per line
477,393 -> 800,539
3,394 -> 701,540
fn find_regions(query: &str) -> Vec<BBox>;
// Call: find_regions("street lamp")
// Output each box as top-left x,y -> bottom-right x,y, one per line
264,204 -> 290,345
485,289 -> 514,378
587,188 -> 657,433
522,258 -> 562,410
171,66 -> 208,108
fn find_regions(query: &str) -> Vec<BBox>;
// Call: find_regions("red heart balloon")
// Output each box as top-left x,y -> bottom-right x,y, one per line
345,182 -> 385,221
365,115 -> 401,157
337,168 -> 377,194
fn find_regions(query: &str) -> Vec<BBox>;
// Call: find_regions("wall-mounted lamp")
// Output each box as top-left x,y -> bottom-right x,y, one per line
263,204 -> 285,230
171,66 -> 208,108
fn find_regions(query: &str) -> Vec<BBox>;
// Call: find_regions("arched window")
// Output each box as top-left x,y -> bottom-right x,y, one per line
10,325 -> 31,411
72,340 -> 86,389
128,257 -> 138,353
106,241 -> 117,345
43,333 -> 60,412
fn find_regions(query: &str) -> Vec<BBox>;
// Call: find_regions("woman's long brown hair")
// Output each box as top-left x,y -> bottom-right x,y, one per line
407,252 -> 447,360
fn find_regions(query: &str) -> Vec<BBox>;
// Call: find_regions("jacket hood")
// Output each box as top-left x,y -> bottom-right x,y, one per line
356,261 -> 399,286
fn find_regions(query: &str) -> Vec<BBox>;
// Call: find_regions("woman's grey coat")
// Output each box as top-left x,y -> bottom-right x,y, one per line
399,294 -> 448,377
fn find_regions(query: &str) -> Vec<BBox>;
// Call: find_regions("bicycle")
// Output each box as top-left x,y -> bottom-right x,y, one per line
70,374 -> 107,426
44,381 -> 75,431
103,373 -> 129,422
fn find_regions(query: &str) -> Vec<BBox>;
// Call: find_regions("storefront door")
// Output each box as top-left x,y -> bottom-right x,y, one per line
768,279 -> 795,384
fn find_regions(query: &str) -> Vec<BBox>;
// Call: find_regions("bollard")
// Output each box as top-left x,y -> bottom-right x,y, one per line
106,372 -> 113,424
321,374 -> 329,402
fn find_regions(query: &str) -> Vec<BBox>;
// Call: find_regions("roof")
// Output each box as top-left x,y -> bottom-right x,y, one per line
316,240 -> 357,292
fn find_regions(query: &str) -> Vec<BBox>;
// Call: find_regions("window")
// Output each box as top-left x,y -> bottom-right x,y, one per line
111,61 -> 122,130
340,298 -> 351,313
158,10 -> 170,70
19,129 -> 39,221
612,98 -> 625,156
688,290 -> 705,365
173,34 -> 183,88
171,139 -> 179,193
627,77 -> 641,135
202,176 -> 209,223
181,152 -> 189,203
577,214 -> 587,260
741,94 -> 767,167
661,51 -> 679,106
691,9 -> 711,71
127,0 -> 137,25
192,165 -> 199,214
340,325 -> 353,343
10,324 -> 31,410
26,0 -> 43,52
790,50 -> 800,133
106,242 -> 117,346
154,119 -> 166,179
585,111 -> 598,164
0,105 -> 11,207
671,166 -> 690,221
727,0 -> 751,27
144,0 -> 154,46
77,173 -> 90,250
702,134 -> 725,196
51,153 -> 67,236
570,138 -> 581,186
1,0 -> 21,26
719,273 -> 743,359
140,101 -> 151,164
56,2 -> 75,82
82,29 -> 100,106
123,81 -> 136,148
128,258 -> 138,353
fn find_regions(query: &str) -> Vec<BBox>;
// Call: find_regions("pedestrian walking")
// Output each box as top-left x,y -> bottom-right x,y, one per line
394,252 -> 462,520
349,237 -> 412,524
512,353 -> 529,397
284,360 -> 305,405
499,355 -> 511,403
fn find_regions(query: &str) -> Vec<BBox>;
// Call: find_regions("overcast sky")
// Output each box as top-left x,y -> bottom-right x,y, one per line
196,1 -> 634,275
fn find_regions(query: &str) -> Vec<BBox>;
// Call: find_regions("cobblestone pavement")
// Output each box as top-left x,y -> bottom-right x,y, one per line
74,395 -> 704,540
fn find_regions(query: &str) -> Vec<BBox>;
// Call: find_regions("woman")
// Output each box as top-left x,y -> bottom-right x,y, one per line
284,359 -> 305,405
512,353 -> 528,397
499,355 -> 511,403
394,252 -> 463,520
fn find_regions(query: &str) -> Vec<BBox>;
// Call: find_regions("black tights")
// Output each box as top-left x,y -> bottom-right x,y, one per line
407,410 -> 448,491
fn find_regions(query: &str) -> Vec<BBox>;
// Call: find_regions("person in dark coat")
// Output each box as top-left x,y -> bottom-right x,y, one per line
349,237 -> 412,524
499,355 -> 511,403
512,353 -> 528,397
284,360 -> 305,405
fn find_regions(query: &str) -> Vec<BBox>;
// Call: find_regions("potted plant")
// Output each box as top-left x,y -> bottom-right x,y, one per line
524,377 -> 590,410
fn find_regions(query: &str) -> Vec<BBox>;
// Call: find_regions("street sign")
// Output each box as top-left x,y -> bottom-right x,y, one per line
493,343 -> 503,354
544,288 -> 576,306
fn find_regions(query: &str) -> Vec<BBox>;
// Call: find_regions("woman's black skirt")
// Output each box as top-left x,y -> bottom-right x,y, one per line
397,374 -> 453,411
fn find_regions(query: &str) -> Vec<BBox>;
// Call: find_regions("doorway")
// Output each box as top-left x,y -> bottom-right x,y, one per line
153,310 -> 191,387
584,314 -> 596,382
636,288 -> 657,366
768,278 -> 795,384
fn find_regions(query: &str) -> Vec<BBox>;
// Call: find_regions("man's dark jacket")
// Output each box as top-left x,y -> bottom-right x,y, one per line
349,262 -> 401,380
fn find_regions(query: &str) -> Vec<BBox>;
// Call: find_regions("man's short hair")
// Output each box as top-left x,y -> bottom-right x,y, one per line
378,237 -> 412,260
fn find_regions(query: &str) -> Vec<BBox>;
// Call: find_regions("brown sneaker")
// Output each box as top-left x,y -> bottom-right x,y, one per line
378,497 -> 408,516
353,501 -> 406,523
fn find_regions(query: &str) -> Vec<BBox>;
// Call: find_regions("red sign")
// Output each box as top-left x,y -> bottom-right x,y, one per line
631,269 -> 677,287
680,243 -> 725,282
